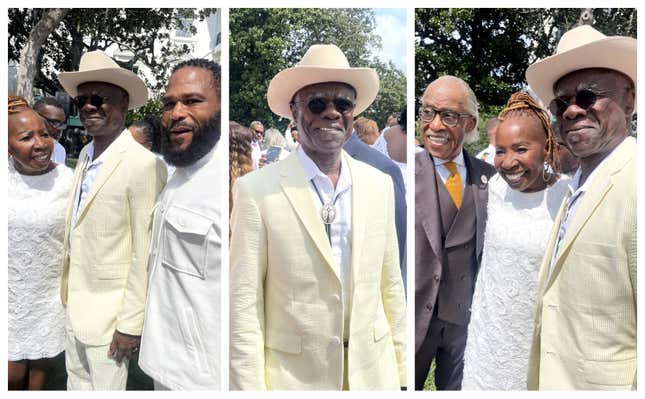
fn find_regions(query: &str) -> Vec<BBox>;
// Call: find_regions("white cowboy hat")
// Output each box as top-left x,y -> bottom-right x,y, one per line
58,50 -> 149,110
526,25 -> 636,109
267,44 -> 379,119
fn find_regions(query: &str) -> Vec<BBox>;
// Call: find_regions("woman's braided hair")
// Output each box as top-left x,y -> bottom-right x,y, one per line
9,94 -> 30,115
497,91 -> 559,172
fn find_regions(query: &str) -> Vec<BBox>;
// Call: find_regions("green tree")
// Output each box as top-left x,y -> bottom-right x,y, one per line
415,8 -> 637,155
230,8 -> 405,130
9,8 -> 217,95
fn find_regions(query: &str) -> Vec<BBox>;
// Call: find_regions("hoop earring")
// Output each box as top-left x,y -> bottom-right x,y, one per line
542,162 -> 553,182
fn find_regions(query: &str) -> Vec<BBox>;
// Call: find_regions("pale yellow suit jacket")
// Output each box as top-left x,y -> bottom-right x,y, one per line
61,130 -> 166,345
528,136 -> 637,390
229,151 -> 406,390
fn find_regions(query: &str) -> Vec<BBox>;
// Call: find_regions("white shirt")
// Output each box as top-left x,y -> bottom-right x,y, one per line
70,141 -> 107,246
51,141 -> 66,165
296,146 -> 353,340
433,151 -> 467,191
251,141 -> 262,170
548,145 -> 617,278
139,143 -> 222,390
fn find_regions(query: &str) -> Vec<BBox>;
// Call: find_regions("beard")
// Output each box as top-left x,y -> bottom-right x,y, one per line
161,112 -> 221,167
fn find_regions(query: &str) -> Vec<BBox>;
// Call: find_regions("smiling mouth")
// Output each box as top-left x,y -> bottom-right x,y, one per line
427,134 -> 449,144
33,154 -> 49,162
502,171 -> 526,182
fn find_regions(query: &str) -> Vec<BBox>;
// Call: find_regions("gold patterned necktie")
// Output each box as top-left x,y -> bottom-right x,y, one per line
444,161 -> 462,208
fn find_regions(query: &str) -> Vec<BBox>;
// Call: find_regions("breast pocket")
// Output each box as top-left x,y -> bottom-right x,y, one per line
162,206 -> 213,279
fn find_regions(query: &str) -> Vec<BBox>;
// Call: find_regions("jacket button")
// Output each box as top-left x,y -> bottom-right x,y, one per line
460,274 -> 466,280
331,336 -> 341,345
333,294 -> 341,303
433,275 -> 440,282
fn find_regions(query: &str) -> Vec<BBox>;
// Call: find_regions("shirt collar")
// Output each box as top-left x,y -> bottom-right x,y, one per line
432,150 -> 465,168
297,145 -> 352,189
85,141 -> 107,167
567,139 -> 623,195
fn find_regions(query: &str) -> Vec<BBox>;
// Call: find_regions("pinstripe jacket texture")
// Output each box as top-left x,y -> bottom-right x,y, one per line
61,130 -> 167,345
229,150 -> 406,390
528,136 -> 637,390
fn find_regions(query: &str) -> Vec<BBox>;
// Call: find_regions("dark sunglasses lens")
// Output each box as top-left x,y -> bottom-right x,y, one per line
75,95 -> 104,108
576,89 -> 597,109
549,98 -> 567,117
307,98 -> 327,114
74,96 -> 88,108
334,99 -> 354,113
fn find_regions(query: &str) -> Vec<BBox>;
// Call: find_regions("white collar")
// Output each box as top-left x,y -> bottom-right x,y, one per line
433,150 -> 465,167
297,145 -> 352,189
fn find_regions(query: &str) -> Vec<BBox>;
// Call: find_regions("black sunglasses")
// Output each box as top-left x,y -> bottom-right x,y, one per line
293,97 -> 356,114
73,94 -> 109,109
549,89 -> 604,117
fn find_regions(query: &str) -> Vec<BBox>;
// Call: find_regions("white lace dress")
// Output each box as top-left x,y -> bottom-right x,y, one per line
462,173 -> 569,390
8,162 -> 73,361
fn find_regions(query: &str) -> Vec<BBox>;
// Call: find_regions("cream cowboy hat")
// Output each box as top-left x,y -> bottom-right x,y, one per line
526,25 -> 637,109
58,50 -> 149,110
267,44 -> 379,119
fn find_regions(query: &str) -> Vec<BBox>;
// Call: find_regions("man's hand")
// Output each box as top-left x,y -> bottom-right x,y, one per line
108,330 -> 141,363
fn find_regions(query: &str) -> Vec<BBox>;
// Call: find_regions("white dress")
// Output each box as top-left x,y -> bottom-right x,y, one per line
8,161 -> 73,360
462,173 -> 569,390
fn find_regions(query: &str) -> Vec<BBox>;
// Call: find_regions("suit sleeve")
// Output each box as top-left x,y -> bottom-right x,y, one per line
380,178 -> 407,387
116,157 -> 167,335
229,178 -> 268,390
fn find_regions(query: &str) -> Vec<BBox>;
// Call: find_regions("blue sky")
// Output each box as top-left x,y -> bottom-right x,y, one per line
373,8 -> 407,75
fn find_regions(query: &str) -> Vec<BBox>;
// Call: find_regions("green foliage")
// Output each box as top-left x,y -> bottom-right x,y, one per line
8,8 -> 217,95
126,98 -> 162,126
415,8 -> 637,155
230,8 -> 405,130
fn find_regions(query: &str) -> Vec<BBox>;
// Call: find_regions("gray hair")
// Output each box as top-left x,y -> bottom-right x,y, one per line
432,75 -> 479,143
263,128 -> 286,148
249,120 -> 263,130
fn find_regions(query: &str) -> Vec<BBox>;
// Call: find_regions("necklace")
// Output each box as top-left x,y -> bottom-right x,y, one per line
311,180 -> 337,224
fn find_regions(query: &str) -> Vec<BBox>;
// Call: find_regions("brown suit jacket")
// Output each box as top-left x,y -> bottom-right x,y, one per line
414,149 -> 496,352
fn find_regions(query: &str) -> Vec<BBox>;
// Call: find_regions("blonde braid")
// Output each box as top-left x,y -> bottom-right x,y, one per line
498,92 -> 559,172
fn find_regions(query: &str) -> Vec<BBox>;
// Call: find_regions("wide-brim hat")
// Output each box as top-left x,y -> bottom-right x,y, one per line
58,50 -> 149,110
526,25 -> 637,109
267,44 -> 379,119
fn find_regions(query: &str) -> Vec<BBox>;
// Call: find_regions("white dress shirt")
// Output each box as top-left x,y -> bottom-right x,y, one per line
548,143 -> 618,277
139,142 -> 222,390
70,142 -> 107,246
296,146 -> 353,340
433,151 -> 467,191
51,141 -> 67,165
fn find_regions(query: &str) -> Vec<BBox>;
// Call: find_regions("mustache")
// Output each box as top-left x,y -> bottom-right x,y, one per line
168,121 -> 194,131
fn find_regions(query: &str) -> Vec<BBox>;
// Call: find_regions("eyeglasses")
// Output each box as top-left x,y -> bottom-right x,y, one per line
41,115 -> 67,130
549,89 -> 606,117
292,97 -> 356,115
418,106 -> 471,127
73,94 -> 109,109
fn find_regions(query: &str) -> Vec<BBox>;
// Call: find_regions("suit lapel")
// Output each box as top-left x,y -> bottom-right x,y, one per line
416,152 -> 442,257
279,153 -> 339,281
546,136 -> 634,288
74,130 -> 128,226
347,153 -> 366,285
465,154 -> 489,261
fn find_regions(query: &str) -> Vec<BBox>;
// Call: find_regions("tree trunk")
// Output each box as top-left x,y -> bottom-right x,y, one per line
16,8 -> 69,104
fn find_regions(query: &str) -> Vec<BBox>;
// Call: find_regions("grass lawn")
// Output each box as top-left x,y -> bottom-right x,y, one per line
423,360 -> 436,390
